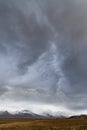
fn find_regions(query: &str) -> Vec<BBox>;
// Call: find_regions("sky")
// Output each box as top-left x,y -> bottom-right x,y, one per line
0,0 -> 87,116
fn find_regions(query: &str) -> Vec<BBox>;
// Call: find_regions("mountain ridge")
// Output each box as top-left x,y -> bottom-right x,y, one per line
0,110 -> 87,119
0,110 -> 66,118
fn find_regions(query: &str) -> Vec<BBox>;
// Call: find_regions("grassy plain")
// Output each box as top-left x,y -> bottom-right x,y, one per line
0,118 -> 86,130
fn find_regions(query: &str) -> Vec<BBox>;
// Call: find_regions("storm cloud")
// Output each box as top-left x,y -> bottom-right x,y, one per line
0,0 -> 87,114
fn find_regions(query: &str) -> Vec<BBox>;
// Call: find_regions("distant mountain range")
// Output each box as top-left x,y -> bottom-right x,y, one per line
0,110 -> 87,119
0,110 -> 43,118
69,114 -> 87,119
0,110 -> 66,118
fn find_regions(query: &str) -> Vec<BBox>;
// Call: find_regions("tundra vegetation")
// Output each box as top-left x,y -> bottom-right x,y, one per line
0,118 -> 87,130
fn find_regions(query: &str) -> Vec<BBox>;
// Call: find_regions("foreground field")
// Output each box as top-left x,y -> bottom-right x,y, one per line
0,118 -> 87,130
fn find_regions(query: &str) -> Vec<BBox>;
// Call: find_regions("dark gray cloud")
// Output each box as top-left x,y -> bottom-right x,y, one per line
0,0 -> 87,114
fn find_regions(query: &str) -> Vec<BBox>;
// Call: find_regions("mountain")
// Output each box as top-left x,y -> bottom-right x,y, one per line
42,112 -> 66,118
70,114 -> 87,119
1,110 -> 87,119
0,110 -> 67,118
0,110 -> 44,118
15,110 -> 44,118
0,111 -> 13,118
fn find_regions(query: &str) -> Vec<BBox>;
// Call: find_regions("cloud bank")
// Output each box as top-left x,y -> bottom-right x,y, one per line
0,0 -> 87,114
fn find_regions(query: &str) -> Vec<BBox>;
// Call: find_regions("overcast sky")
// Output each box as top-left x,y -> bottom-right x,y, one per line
0,0 -> 87,116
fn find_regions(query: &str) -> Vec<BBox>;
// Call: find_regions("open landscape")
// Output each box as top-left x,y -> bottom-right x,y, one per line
1,0 -> 87,130
0,118 -> 87,130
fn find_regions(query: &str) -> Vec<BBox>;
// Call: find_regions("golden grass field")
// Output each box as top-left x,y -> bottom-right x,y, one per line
0,118 -> 87,130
